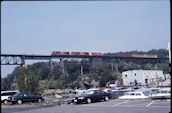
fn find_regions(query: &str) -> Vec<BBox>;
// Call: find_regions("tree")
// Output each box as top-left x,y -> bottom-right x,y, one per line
17,65 -> 40,95
1,77 -> 11,91
40,66 -> 50,80
52,64 -> 62,80
99,69 -> 116,87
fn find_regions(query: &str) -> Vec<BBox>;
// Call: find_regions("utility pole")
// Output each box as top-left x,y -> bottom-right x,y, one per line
168,42 -> 171,65
111,59 -> 114,74
115,62 -> 119,75
168,42 -> 171,78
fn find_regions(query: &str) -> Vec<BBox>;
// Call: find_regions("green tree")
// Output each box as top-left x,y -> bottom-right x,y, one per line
17,65 -> 40,95
1,77 -> 11,91
99,69 -> 115,87
40,66 -> 50,80
52,64 -> 63,80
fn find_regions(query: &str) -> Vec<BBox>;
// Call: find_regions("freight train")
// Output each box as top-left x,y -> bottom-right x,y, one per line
51,51 -> 158,58
119,54 -> 158,58
51,51 -> 104,56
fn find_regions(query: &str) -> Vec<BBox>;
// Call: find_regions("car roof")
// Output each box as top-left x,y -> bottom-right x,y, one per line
87,88 -> 100,91
87,90 -> 101,92
134,88 -> 150,92
126,92 -> 143,94
1,91 -> 19,93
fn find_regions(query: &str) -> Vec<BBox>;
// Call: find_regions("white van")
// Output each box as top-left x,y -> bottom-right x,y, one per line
1,91 -> 19,104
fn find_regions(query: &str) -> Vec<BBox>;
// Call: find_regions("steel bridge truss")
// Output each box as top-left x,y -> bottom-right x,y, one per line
0,54 -> 169,66
1,55 -> 25,65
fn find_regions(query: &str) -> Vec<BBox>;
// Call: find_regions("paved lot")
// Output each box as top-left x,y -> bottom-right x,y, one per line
2,99 -> 171,113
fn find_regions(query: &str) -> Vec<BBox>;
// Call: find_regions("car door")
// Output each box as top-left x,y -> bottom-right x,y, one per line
28,93 -> 37,102
100,90 -> 107,99
93,91 -> 102,101
22,93 -> 30,102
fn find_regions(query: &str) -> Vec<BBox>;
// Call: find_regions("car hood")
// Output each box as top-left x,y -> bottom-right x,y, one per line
75,94 -> 91,98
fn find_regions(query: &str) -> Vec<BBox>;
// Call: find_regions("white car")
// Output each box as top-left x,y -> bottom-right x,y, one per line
1,91 -> 19,104
118,92 -> 149,99
149,87 -> 171,99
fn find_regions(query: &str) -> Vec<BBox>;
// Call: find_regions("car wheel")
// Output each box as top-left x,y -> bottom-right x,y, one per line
17,100 -> 22,104
4,100 -> 8,104
87,98 -> 91,104
38,99 -> 42,103
104,96 -> 109,101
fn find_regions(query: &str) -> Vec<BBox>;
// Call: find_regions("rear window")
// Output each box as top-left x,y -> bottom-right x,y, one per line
10,92 -> 18,95
1,92 -> 18,96
130,93 -> 135,96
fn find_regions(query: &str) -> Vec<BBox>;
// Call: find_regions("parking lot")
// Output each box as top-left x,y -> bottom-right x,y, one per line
2,99 -> 171,113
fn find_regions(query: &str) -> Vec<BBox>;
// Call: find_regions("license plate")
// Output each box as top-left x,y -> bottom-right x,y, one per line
74,99 -> 77,102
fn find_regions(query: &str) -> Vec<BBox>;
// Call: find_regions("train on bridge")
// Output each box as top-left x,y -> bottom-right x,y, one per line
119,54 -> 158,58
51,51 -> 104,56
51,51 -> 160,58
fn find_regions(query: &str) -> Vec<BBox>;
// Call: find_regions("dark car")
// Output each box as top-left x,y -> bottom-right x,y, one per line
72,90 -> 111,104
8,92 -> 44,104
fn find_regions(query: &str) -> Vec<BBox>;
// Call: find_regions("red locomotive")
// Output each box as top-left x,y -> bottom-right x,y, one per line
51,51 -> 70,55
71,52 -> 89,56
92,53 -> 104,56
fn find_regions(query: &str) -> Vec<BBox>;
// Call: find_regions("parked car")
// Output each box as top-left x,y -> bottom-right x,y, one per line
149,87 -> 171,99
118,91 -> 149,99
8,92 -> 44,104
72,90 -> 111,104
1,91 -> 19,104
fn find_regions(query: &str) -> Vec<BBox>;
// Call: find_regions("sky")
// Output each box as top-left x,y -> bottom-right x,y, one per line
1,1 -> 170,78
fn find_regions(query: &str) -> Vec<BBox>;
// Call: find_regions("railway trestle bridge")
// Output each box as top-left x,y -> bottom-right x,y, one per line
1,54 -> 169,75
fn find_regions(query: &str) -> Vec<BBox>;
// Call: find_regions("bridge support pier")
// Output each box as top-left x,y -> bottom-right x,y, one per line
60,59 -> 65,75
20,56 -> 26,67
81,65 -> 83,75
89,58 -> 93,73
49,58 -> 53,72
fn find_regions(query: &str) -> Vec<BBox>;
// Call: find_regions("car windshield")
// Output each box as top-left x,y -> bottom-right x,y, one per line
124,92 -> 135,96
13,92 -> 21,97
82,91 -> 94,96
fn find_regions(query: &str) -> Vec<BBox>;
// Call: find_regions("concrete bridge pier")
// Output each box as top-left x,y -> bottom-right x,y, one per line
89,58 -> 93,73
60,59 -> 65,75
